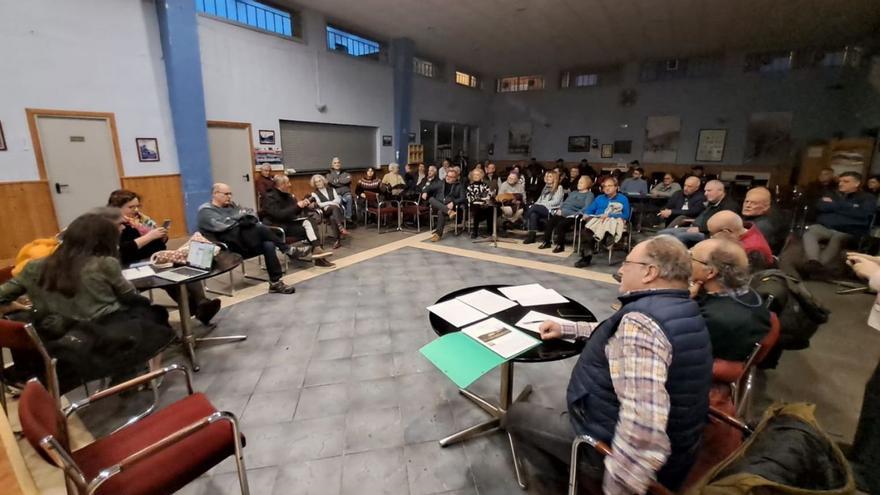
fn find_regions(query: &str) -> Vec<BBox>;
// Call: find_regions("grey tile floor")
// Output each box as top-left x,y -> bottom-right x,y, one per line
70,241 -> 880,494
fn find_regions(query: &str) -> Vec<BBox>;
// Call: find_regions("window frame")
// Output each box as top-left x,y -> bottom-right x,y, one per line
455,70 -> 480,89
496,75 -> 545,93
325,24 -> 384,61
195,0 -> 298,39
413,56 -> 438,79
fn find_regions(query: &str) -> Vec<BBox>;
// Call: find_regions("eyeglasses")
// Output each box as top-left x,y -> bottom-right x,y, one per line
690,255 -> 709,265
621,259 -> 653,268
709,228 -> 733,238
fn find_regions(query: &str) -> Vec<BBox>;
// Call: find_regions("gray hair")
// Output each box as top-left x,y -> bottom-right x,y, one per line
273,174 -> 289,186
705,240 -> 750,289
310,174 -> 326,188
388,162 -> 399,172
642,235 -> 692,283
90,206 -> 123,222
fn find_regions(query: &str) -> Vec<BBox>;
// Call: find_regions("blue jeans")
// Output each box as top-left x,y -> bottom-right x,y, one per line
339,192 -> 353,221
525,204 -> 551,231
657,227 -> 705,246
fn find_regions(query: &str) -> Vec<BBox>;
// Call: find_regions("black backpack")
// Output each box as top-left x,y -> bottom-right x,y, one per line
750,269 -> 830,351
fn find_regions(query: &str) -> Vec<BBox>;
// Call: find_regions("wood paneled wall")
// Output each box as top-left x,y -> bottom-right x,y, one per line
0,181 -> 59,261
262,170 -> 371,202
120,174 -> 187,238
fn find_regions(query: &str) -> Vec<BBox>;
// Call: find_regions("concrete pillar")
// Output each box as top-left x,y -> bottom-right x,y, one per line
391,38 -> 415,165
155,0 -> 213,231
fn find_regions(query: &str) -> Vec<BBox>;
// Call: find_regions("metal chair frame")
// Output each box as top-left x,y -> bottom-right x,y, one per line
362,191 -> 400,233
25,365 -> 250,495
574,216 -> 633,265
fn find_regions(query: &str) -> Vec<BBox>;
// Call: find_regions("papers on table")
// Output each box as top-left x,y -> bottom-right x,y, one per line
427,299 -> 488,327
515,310 -> 574,333
498,284 -> 568,306
122,265 -> 156,281
455,289 -> 517,315
461,318 -> 540,360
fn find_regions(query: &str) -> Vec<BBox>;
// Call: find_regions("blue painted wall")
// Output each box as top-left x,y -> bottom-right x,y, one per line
391,38 -> 415,164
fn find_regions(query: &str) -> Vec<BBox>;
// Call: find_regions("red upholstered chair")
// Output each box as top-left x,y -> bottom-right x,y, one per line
362,191 -> 400,233
18,364 -> 250,495
399,198 -> 431,232
0,319 -> 41,413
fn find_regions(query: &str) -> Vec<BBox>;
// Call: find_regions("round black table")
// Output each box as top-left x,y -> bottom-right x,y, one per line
132,251 -> 244,371
429,284 -> 595,489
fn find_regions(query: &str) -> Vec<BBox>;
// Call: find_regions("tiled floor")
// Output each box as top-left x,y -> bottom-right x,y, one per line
18,226 -> 880,494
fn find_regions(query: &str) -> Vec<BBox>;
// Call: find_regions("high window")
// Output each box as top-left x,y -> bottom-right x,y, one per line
326,25 -> 381,59
195,0 -> 293,37
455,71 -> 479,88
561,71 -> 598,88
414,57 -> 437,78
496,75 -> 545,93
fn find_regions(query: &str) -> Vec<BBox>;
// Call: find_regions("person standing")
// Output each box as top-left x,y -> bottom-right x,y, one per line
326,157 -> 355,227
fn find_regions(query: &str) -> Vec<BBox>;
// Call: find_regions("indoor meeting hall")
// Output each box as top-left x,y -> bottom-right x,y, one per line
2,0 -> 880,494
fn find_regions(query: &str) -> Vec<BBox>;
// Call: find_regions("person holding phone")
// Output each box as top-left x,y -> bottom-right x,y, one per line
106,190 -> 221,324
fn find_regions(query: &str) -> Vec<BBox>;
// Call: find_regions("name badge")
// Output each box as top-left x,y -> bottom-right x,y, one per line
682,202 -> 689,211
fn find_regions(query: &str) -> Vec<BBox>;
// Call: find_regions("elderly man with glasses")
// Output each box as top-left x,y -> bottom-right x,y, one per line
504,236 -> 712,494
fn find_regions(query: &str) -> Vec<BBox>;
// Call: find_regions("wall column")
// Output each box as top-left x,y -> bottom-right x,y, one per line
391,38 -> 415,164
155,0 -> 213,230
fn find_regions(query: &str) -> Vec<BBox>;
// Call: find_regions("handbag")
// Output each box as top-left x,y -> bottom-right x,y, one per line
150,232 -> 220,266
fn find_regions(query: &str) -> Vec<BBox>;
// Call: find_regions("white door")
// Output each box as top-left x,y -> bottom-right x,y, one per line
35,116 -> 121,228
207,124 -> 256,211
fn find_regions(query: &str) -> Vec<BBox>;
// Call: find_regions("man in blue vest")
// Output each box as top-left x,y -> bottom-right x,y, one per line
504,235 -> 712,494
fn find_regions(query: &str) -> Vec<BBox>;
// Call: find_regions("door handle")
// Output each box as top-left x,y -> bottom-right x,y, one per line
55,182 -> 69,194
242,173 -> 250,182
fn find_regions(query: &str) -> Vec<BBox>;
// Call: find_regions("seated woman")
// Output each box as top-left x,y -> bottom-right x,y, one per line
575,177 -> 631,267
311,174 -> 349,249
497,170 -> 526,230
381,162 -> 407,199
540,175 -> 595,252
0,213 -> 174,392
466,168 -> 493,239
523,171 -> 564,244
107,190 -> 221,325
259,176 -> 334,267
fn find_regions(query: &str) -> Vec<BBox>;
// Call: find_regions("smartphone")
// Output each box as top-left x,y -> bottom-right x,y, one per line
557,309 -> 589,319
162,219 -> 172,229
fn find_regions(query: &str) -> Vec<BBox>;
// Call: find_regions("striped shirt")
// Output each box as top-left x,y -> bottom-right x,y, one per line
561,312 -> 672,495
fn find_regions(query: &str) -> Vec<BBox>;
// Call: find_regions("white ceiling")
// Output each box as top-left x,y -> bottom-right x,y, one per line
280,0 -> 880,76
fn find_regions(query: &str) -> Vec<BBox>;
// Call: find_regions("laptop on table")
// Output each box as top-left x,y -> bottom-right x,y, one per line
154,241 -> 215,282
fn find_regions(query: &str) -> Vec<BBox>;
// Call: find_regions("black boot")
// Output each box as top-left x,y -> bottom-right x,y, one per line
574,254 -> 592,268
523,231 -> 537,244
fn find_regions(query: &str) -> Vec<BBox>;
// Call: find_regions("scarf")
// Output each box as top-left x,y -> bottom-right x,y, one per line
125,211 -> 157,236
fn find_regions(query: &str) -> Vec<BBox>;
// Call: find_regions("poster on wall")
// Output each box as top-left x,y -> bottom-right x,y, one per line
643,115 -> 680,162
568,135 -> 590,152
613,140 -> 632,154
508,121 -> 532,155
0,121 -> 6,151
745,112 -> 793,163
135,138 -> 160,162
258,129 -> 276,145
695,129 -> 727,162
255,147 -> 284,170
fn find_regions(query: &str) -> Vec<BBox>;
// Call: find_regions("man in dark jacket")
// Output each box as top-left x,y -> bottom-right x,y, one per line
525,158 -> 546,202
261,175 -> 334,267
659,180 -> 739,246
658,176 -> 705,227
742,186 -> 788,254
802,171 -> 874,273
197,183 -> 297,294
505,236 -> 712,494
425,168 -> 466,242
326,157 -> 355,227
690,239 -> 770,361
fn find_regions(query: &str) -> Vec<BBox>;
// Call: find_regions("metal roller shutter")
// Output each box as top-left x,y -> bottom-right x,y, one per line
279,120 -> 378,172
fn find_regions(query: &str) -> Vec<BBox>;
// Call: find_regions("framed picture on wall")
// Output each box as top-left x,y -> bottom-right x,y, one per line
695,129 -> 727,162
613,140 -> 632,154
258,129 -> 276,145
601,144 -> 613,158
135,138 -> 159,162
567,135 -> 590,152
0,121 -> 6,151
382,135 -> 393,146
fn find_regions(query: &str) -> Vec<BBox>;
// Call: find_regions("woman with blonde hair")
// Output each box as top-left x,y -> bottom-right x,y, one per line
522,170 -> 564,244
311,174 -> 348,248
381,162 -> 407,199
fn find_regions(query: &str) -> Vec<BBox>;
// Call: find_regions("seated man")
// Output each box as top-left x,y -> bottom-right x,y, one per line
260,175 -> 335,267
802,171 -> 875,276
197,183 -> 296,294
657,176 -> 704,227
620,167 -> 648,195
658,179 -> 738,246
707,210 -> 774,270
425,167 -> 466,242
326,156 -> 356,227
507,236 -> 712,494
803,167 -> 837,222
650,173 -> 681,198
255,164 -> 275,199
689,239 -> 771,362
497,170 -> 526,230
742,186 -> 788,254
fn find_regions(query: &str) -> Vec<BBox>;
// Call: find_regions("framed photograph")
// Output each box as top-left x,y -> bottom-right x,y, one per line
382,135 -> 393,147
643,115 -> 681,162
508,121 -> 532,155
601,144 -> 613,158
567,135 -> 590,152
613,140 -> 632,154
695,129 -> 727,162
135,138 -> 160,162
0,121 -> 6,151
258,129 -> 275,145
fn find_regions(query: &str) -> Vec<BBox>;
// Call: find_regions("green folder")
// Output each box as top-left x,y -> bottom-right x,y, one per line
419,332 -> 508,388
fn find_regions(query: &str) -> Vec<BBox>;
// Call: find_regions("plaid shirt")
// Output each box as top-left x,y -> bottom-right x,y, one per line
561,312 -> 672,495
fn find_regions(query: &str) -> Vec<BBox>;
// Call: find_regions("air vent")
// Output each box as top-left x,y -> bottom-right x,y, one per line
666,59 -> 679,71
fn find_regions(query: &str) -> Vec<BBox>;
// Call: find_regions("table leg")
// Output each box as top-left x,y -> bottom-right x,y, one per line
439,418 -> 501,446
460,388 -> 502,416
177,285 -> 200,372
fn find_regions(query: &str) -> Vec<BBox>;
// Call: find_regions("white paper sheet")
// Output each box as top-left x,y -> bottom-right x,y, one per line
456,289 -> 517,315
122,265 -> 156,281
427,299 -> 488,328
499,284 -> 568,306
461,318 -> 540,359
515,310 -> 578,343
